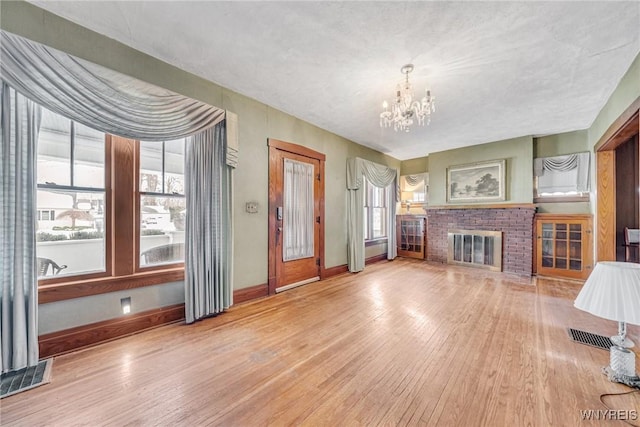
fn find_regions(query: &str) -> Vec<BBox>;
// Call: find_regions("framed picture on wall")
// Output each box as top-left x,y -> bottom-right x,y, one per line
447,159 -> 506,203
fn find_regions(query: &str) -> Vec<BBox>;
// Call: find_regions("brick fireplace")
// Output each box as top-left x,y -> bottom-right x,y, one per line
426,204 -> 537,276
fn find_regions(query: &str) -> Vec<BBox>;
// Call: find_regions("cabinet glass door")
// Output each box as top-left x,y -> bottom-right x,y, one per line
536,215 -> 592,280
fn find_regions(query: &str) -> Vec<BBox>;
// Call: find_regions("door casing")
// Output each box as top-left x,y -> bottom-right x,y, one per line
268,139 -> 325,295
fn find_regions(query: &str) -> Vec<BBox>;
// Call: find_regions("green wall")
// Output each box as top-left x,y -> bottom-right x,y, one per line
428,136 -> 533,206
589,53 -> 640,148
400,156 -> 429,175
1,1 -> 399,334
534,130 -> 589,158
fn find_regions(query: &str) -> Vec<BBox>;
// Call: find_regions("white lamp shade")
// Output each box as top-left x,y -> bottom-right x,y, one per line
574,261 -> 640,325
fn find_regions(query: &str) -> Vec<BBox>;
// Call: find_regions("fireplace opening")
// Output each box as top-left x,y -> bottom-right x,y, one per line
447,229 -> 502,271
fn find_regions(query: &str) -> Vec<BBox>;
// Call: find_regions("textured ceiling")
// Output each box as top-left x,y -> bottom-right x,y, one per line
29,1 -> 640,160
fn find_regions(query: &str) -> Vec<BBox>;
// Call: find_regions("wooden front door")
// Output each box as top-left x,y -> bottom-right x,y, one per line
268,139 -> 325,294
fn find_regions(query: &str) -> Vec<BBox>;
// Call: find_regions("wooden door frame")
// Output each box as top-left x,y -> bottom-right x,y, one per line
595,97 -> 640,261
267,139 -> 326,295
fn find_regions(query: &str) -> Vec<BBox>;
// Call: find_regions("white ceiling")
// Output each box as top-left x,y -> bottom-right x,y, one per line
30,1 -> 640,160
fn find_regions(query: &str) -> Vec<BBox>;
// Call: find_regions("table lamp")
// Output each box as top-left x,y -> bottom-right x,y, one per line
574,261 -> 640,379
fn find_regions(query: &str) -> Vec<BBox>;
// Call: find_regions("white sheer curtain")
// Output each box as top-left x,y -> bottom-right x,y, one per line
283,159 -> 314,261
1,84 -> 41,373
346,157 -> 398,272
184,122 -> 233,323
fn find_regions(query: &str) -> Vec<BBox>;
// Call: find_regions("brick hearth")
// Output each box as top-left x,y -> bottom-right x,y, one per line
426,205 -> 537,276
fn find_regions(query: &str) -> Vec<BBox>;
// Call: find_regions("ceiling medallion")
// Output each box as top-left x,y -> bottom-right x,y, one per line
379,64 -> 435,132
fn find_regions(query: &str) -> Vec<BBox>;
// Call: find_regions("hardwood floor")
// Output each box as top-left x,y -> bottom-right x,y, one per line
3,258 -> 639,426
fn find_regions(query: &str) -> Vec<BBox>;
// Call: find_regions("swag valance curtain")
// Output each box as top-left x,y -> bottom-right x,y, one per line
346,157 -> 399,272
403,174 -> 426,189
0,30 -> 226,141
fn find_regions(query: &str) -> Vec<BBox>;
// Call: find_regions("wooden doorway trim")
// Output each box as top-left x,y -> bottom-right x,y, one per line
267,139 -> 326,295
595,97 -> 640,261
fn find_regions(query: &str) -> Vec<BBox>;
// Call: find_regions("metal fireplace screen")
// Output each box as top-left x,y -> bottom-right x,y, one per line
447,229 -> 502,272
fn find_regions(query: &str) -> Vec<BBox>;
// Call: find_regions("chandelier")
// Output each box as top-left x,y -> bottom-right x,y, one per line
379,64 -> 435,132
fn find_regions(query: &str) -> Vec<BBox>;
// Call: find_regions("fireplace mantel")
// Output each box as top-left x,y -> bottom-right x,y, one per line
426,203 -> 536,210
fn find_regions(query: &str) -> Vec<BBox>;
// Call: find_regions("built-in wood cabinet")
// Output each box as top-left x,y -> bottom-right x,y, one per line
397,215 -> 426,259
535,214 -> 593,280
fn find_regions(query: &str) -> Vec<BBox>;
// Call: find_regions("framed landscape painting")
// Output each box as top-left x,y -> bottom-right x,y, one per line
447,159 -> 506,203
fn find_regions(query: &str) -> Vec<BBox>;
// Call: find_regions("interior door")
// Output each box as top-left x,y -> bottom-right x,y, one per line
268,140 -> 325,294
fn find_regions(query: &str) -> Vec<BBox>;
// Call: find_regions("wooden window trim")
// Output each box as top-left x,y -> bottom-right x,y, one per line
534,195 -> 590,204
39,268 -> 184,304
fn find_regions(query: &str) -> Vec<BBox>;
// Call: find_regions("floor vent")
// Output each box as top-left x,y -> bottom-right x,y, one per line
1,358 -> 52,399
567,328 -> 613,350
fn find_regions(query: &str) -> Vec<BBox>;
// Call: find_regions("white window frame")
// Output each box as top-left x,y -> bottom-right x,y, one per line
363,178 -> 388,241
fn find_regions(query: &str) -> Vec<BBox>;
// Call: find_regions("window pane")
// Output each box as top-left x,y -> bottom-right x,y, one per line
165,139 -> 185,195
74,122 -> 105,188
38,108 -> 71,186
140,195 -> 186,267
140,141 -> 163,192
372,186 -> 381,207
372,207 -> 386,238
36,190 -> 105,278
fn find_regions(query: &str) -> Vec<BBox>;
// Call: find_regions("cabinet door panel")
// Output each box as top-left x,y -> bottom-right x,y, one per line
536,215 -> 593,280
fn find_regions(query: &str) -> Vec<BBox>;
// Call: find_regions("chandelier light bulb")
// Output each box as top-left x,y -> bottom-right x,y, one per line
380,64 -> 435,132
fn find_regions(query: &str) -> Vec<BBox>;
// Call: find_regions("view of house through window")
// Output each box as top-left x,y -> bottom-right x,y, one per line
363,178 -> 388,241
139,140 -> 186,267
36,108 -> 187,279
36,108 -> 106,278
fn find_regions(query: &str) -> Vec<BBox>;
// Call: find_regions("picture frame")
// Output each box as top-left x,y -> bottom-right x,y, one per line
447,159 -> 506,203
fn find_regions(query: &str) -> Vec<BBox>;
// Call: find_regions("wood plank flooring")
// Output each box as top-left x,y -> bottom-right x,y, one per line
2,258 -> 639,426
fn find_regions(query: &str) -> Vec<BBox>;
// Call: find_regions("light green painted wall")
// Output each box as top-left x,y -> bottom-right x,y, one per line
400,156 -> 429,175
1,1 -> 399,333
589,53 -> 640,148
364,242 -> 388,259
39,282 -> 184,335
534,130 -> 589,158
428,136 -> 533,206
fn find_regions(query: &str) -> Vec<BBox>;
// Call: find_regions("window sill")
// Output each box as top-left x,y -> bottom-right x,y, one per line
534,196 -> 590,203
39,268 -> 184,304
365,237 -> 387,247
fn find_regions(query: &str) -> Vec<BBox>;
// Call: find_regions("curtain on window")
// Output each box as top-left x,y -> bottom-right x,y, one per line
184,122 -> 233,322
283,159 -> 314,261
0,30 -> 225,141
1,32 -> 237,329
346,157 -> 398,272
1,84 -> 41,373
534,152 -> 590,194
